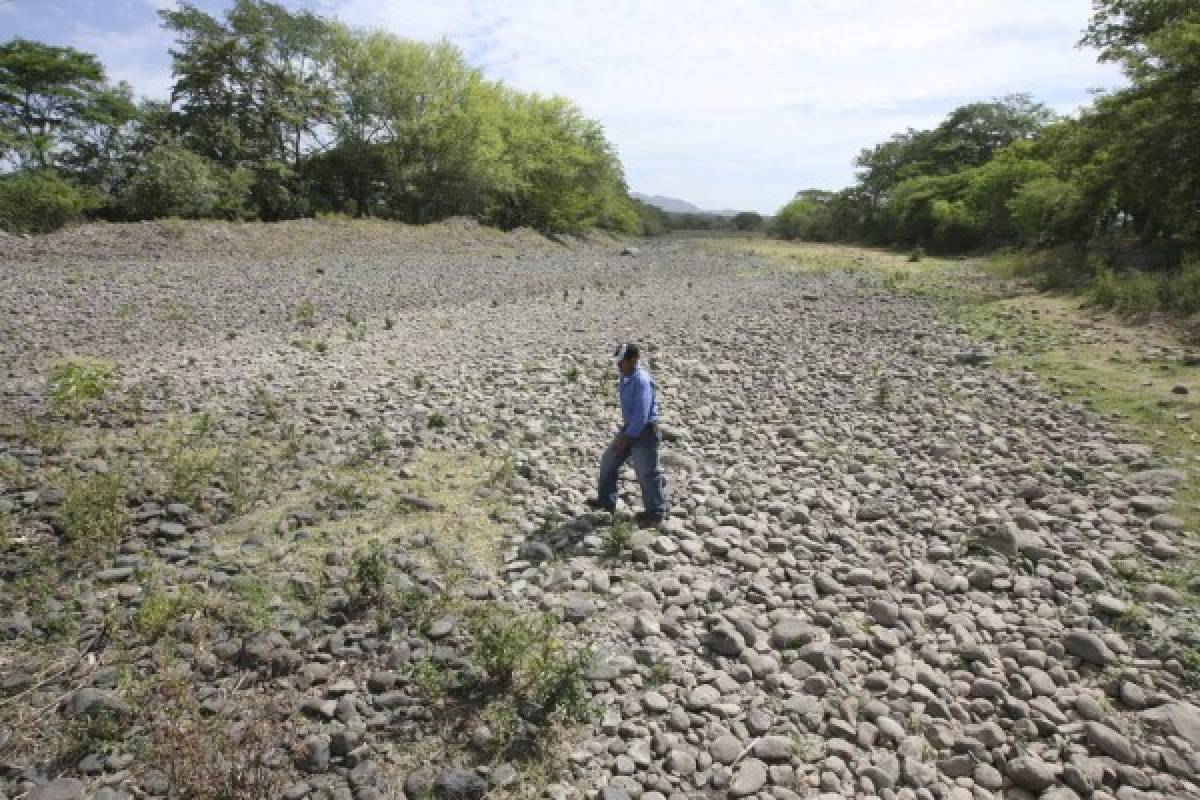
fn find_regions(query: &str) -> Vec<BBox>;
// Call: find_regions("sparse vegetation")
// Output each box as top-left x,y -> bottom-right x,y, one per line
48,358 -> 118,417
165,443 -> 218,506
295,299 -> 317,328
60,468 -> 126,548
325,479 -> 367,511
468,605 -> 593,724
143,666 -> 288,799
413,660 -> 448,702
135,584 -> 193,641
352,544 -> 388,603
605,518 -> 633,558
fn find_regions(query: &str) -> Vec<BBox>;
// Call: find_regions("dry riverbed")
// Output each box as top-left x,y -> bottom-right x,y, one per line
2,222 -> 1200,800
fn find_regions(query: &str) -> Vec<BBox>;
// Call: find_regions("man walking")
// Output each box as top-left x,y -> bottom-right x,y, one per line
587,343 -> 669,527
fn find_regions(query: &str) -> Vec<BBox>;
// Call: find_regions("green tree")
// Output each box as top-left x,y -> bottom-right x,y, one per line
0,169 -> 99,233
121,143 -> 220,219
732,211 -> 763,231
160,0 -> 338,219
0,38 -> 111,169
1079,0 -> 1200,245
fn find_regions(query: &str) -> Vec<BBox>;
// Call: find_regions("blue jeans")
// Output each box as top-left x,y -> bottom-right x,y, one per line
597,427 -> 668,515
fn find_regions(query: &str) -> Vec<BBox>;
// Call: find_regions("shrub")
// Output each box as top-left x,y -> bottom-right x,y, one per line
470,605 -> 537,686
1090,268 -> 1164,316
122,144 -> 220,220
467,605 -> 593,723
215,166 -> 255,221
352,544 -> 388,602
1008,176 -> 1085,245
0,170 -> 100,233
1167,256 -> 1200,316
144,670 -> 288,799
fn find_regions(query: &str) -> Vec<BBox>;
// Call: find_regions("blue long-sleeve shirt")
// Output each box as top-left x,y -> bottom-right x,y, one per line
619,366 -> 659,438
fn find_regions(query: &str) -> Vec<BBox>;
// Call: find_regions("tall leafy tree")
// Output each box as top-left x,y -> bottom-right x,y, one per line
1081,0 -> 1200,244
160,0 -> 337,218
0,38 -> 111,169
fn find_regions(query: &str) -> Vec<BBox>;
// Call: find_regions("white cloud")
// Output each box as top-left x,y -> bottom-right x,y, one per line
320,0 -> 1124,211
70,22 -> 175,100
5,0 -> 1124,212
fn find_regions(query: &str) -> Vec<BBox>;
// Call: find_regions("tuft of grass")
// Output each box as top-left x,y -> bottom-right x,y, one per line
366,424 -> 389,454
647,662 -> 670,687
413,660 -> 447,702
604,518 -> 633,559
136,585 -> 194,641
22,415 -> 66,453
48,358 -> 118,417
165,444 -> 218,507
565,365 -> 580,383
489,456 -> 515,487
412,372 -> 426,390
427,411 -> 447,430
251,385 -> 279,421
295,299 -> 317,328
324,479 -> 367,511
874,376 -> 891,409
60,469 -> 126,548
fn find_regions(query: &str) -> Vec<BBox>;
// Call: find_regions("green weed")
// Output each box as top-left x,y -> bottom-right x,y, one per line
325,479 -> 367,511
136,585 -> 194,641
413,660 -> 447,701
352,544 -> 388,602
48,358 -> 118,417
647,662 -> 670,687
227,577 -> 273,631
605,518 -> 633,558
295,299 -> 317,328
468,605 -> 593,724
165,444 -> 218,506
60,469 -> 126,548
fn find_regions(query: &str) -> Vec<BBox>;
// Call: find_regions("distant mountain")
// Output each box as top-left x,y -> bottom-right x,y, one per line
631,193 -> 705,214
633,193 -> 749,218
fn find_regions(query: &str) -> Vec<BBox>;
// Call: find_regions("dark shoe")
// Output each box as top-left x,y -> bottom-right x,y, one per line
635,511 -> 664,528
586,497 -> 615,513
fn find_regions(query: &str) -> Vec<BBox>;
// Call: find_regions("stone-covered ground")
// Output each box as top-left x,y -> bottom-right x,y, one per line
2,220 -> 1199,800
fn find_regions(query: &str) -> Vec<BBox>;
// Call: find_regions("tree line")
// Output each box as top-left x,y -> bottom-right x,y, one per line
770,0 -> 1199,278
0,0 -> 641,235
633,202 -> 763,235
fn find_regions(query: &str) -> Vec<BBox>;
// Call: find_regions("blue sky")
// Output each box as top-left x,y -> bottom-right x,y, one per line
1,0 -> 1125,213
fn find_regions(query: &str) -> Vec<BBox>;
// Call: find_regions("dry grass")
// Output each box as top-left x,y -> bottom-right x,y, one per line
142,672 -> 293,800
